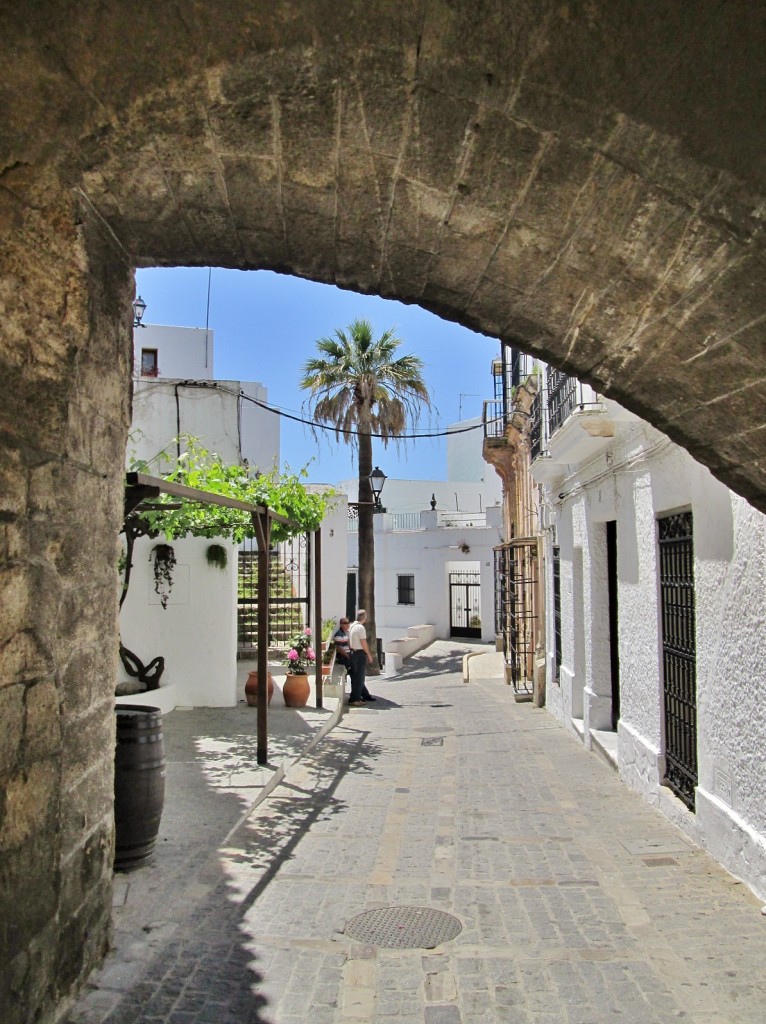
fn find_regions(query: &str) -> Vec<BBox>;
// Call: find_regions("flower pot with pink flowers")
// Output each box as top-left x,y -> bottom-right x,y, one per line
282,627 -> 315,707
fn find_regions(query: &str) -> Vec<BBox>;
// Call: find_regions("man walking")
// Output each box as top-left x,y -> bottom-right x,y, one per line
348,609 -> 375,706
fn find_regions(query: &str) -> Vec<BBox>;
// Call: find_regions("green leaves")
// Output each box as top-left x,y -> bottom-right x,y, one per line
300,318 -> 432,446
133,436 -> 331,543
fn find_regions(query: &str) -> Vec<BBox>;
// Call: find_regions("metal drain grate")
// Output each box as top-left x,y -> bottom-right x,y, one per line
344,906 -> 462,948
421,736 -> 444,746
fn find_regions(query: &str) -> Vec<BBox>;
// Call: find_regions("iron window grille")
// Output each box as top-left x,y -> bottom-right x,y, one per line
397,574 -> 415,605
494,540 -> 539,699
552,545 -> 562,684
530,391 -> 542,460
658,510 -> 698,811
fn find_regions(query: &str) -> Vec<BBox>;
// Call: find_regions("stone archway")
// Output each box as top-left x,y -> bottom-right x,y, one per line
1,4 -> 764,1021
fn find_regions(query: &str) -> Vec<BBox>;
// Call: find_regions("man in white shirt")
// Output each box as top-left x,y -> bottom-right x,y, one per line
348,609 -> 375,705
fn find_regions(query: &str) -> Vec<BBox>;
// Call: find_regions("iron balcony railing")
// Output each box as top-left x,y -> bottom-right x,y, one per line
348,510 -> 486,533
530,391 -> 542,460
482,399 -> 506,439
547,367 -> 578,435
546,368 -> 602,438
439,511 -> 486,528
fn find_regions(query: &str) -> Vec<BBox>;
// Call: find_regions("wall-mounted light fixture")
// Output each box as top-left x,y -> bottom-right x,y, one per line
369,466 -> 387,513
133,295 -> 147,328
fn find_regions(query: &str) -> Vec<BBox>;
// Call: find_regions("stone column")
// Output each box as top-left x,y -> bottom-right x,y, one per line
0,172 -> 134,1024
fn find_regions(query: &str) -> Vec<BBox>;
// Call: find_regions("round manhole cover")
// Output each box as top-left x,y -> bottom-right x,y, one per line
344,906 -> 462,948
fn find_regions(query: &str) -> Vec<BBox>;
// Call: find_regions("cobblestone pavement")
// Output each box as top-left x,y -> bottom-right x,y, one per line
67,643 -> 766,1023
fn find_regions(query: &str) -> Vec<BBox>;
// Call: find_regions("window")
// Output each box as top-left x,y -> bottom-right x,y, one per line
552,545 -> 562,684
397,574 -> 415,605
658,510 -> 697,811
141,349 -> 158,376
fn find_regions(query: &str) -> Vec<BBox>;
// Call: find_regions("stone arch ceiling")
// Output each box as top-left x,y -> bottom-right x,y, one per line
3,0 -> 766,507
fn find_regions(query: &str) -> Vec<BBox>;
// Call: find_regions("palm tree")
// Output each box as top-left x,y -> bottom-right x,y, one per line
300,319 -> 431,671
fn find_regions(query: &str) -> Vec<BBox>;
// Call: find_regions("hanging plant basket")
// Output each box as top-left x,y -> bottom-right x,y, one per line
151,543 -> 176,609
205,543 -> 228,571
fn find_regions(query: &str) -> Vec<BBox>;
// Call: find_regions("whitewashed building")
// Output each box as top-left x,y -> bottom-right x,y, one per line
130,322 -> 280,474
121,322 -> 346,707
487,347 -> 766,901
343,422 -> 504,665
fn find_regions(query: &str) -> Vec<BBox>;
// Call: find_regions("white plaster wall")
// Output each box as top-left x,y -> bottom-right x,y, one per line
582,505 -> 612,736
238,380 -> 280,473
539,413 -> 766,899
313,491 -> 349,625
447,417 -> 502,497
130,379 -> 278,475
119,536 -> 238,708
339,477 -> 502,516
616,464 -> 664,751
348,518 -> 499,644
134,324 -> 213,379
543,529 -> 564,722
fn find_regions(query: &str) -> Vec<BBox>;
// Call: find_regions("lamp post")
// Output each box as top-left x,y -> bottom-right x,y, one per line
369,466 -> 387,513
132,295 -> 147,328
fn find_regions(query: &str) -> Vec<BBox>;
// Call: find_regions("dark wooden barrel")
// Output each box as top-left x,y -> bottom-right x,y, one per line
114,704 -> 166,870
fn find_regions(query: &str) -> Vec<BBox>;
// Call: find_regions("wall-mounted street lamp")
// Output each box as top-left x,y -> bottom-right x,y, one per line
132,295 -> 147,328
369,466 -> 387,513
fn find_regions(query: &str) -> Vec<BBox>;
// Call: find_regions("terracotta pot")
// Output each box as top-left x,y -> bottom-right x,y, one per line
244,670 -> 274,707
282,672 -> 310,708
322,663 -> 332,676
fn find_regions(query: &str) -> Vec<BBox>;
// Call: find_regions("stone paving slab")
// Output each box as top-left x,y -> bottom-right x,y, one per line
65,684 -> 343,1023
65,642 -> 766,1023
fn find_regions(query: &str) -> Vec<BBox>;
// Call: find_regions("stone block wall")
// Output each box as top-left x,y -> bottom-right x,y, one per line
0,182 -> 133,1024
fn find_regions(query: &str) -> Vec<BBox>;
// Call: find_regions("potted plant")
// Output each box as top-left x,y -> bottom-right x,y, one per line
205,543 -> 228,570
282,627 -> 316,707
322,638 -> 336,676
150,543 -> 176,609
321,617 -> 336,649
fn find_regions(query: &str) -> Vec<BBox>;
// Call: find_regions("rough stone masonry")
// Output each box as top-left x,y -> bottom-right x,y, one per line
0,3 -> 764,1022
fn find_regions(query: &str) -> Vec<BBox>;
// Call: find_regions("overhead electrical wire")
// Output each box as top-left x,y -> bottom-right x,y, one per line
144,378 -> 485,440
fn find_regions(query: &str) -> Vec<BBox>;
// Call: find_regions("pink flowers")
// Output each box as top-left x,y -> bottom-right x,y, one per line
284,627 -> 316,674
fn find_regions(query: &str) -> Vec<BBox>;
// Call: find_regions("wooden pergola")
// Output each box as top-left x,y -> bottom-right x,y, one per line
124,472 -> 325,764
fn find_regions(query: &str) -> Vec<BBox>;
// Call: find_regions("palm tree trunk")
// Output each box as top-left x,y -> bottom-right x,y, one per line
357,421 -> 379,673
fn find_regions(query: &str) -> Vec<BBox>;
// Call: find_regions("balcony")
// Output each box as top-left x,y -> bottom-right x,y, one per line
347,508 -> 499,534
482,399 -> 507,442
530,370 -> 635,485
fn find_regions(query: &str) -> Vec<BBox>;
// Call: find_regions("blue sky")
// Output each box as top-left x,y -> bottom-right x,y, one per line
135,267 -> 499,484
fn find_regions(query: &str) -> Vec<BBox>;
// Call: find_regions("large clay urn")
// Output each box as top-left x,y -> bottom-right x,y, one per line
244,671 -> 274,707
282,673 -> 310,708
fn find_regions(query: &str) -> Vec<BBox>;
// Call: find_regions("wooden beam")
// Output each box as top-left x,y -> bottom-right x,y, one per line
314,528 -> 322,709
256,509 -> 271,766
125,471 -> 293,528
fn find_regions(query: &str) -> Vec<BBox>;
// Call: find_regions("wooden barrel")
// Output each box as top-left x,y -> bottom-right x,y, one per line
114,705 -> 166,870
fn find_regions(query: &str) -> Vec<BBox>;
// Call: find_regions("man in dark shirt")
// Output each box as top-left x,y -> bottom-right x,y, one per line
333,617 -> 352,674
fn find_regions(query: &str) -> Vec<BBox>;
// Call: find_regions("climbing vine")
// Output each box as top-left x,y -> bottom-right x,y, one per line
120,436 -> 335,614
130,435 -> 333,544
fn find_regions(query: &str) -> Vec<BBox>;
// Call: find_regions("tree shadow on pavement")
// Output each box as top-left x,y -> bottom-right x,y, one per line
393,641 -> 489,681
66,727 -> 382,1024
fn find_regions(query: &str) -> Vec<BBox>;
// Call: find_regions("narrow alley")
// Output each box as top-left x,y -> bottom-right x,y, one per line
67,644 -> 766,1024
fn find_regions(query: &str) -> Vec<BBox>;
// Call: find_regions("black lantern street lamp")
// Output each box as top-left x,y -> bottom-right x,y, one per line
132,295 -> 147,328
369,466 -> 387,513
